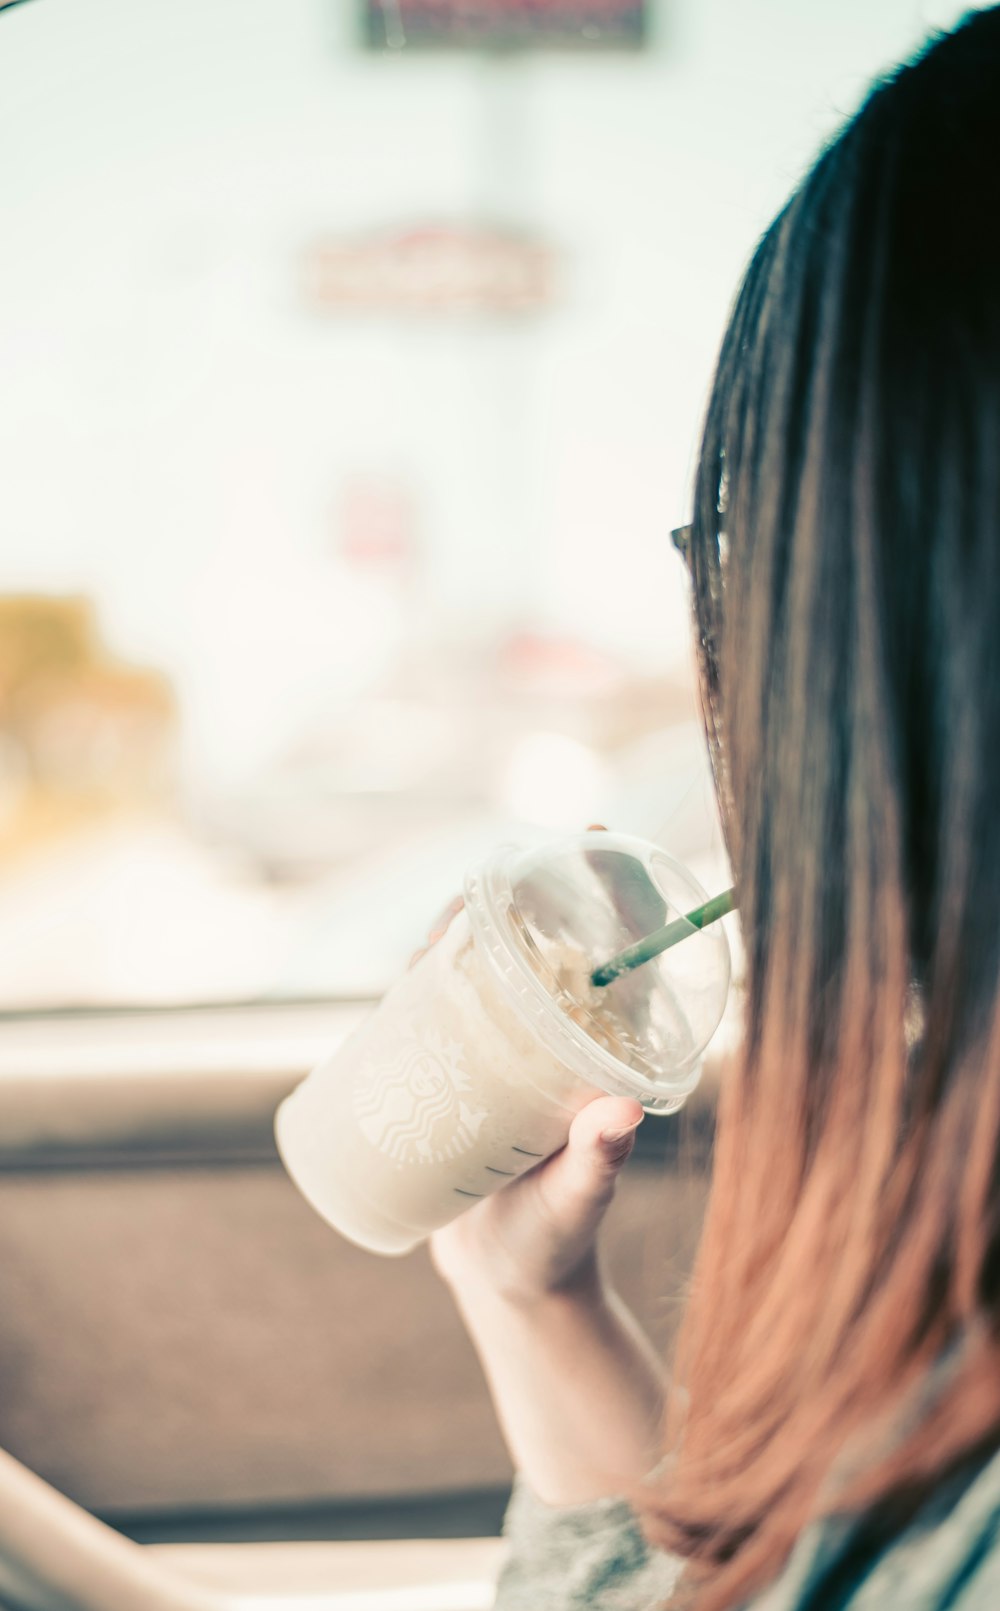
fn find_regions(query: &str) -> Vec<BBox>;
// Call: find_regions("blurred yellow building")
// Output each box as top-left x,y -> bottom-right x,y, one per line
0,597 -> 176,863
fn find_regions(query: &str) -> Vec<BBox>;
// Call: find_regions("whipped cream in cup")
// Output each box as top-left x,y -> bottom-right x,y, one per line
275,832 -> 730,1255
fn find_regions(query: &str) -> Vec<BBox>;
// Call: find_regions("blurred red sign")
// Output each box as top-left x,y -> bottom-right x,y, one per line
363,1 -> 647,50
302,224 -> 557,315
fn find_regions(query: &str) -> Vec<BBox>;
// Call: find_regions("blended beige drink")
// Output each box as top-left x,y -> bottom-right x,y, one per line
275,833 -> 730,1255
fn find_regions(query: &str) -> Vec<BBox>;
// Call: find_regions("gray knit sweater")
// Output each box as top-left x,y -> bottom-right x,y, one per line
494,1446 -> 1000,1610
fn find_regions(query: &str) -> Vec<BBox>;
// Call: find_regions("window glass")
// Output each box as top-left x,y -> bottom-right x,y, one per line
0,0 -> 945,1010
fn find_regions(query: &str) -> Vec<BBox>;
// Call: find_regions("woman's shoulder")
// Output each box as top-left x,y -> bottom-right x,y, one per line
494,1477 -> 683,1610
754,1445 -> 1000,1611
494,1447 -> 1000,1611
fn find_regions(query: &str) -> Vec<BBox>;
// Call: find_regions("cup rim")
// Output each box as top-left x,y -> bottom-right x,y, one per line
463,829 -> 731,1114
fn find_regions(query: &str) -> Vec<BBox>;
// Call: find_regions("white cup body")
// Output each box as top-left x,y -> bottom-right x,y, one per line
275,910 -> 601,1255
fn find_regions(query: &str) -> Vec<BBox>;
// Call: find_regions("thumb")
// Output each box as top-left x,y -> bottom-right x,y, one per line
560,1096 -> 645,1200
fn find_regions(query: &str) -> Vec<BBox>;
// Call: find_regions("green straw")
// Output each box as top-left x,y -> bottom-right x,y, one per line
590,887 -> 736,988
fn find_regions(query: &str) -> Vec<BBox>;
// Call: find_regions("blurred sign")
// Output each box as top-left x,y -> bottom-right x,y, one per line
302,224 -> 557,315
363,1 -> 647,51
337,473 -> 419,570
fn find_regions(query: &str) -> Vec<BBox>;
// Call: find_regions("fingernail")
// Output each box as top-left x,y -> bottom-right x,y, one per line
600,1119 -> 642,1147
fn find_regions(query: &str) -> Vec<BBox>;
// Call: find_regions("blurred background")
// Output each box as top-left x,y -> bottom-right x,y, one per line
0,0 -> 975,1012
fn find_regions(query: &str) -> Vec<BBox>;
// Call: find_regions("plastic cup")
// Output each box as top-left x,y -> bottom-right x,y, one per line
275,831 -> 731,1256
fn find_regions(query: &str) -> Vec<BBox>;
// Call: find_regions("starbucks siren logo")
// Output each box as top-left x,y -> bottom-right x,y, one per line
353,1028 -> 489,1164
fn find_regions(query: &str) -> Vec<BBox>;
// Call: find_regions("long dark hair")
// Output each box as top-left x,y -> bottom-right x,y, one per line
637,10 -> 1000,1607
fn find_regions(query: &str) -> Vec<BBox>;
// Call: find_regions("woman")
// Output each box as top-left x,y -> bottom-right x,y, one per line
432,9 -> 1000,1609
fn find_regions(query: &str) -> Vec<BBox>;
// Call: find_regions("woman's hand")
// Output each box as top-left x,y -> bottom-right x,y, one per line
427,1050 -> 661,1504
428,1070 -> 663,1506
430,1092 -> 644,1308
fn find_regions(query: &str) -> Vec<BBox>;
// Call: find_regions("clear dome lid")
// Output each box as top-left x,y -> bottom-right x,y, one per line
463,831 -> 731,1113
